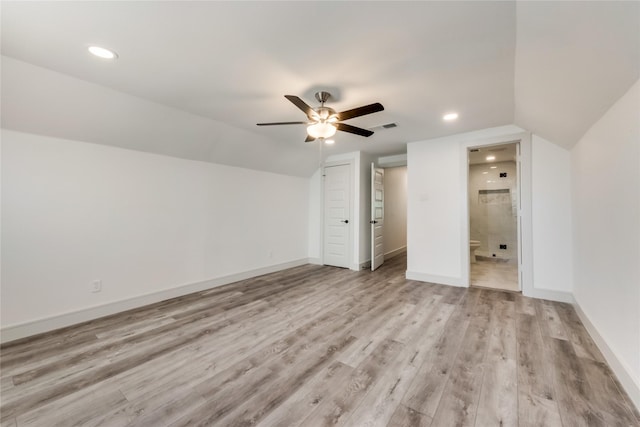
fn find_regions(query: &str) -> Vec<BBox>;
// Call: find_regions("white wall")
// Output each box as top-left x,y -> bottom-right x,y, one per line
407,125 -> 575,301
531,135 -> 573,293
383,166 -> 407,256
307,169 -> 322,264
571,80 -> 640,405
408,137 -> 462,284
1,130 -> 310,339
407,125 -> 527,287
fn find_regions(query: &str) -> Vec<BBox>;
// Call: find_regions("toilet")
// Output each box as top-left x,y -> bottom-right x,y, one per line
470,240 -> 481,263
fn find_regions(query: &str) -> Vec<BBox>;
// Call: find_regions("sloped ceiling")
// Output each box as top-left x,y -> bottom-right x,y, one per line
1,1 -> 638,176
514,1 -> 640,148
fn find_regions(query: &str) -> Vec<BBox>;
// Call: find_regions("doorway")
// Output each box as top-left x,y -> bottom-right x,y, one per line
467,142 -> 520,292
370,165 -> 407,271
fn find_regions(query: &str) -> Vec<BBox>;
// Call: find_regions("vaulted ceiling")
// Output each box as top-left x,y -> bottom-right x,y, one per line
2,1 -> 638,176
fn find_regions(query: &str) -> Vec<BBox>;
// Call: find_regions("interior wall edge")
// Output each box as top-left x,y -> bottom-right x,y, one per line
405,271 -> 465,287
521,288 -> 575,304
0,258 -> 310,344
574,298 -> 640,412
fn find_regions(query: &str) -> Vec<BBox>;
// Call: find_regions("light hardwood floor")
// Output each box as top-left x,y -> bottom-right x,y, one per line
1,256 -> 638,426
470,258 -> 519,292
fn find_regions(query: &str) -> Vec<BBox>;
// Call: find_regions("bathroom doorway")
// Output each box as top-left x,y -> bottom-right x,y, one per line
467,142 -> 520,292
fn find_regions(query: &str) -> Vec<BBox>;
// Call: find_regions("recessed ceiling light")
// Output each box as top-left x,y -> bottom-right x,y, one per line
486,155 -> 496,161
482,171 -> 488,174
443,112 -> 459,121
490,166 -> 497,169
325,139 -> 335,145
88,46 -> 118,60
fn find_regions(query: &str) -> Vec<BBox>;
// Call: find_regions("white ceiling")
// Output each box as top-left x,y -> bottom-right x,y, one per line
1,1 -> 638,177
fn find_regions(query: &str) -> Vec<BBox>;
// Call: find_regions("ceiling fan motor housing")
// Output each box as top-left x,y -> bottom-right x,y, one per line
315,106 -> 337,121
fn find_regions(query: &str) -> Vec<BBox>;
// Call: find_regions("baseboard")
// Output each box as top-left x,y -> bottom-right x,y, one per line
0,258 -> 309,344
384,246 -> 407,260
307,257 -> 322,265
573,301 -> 640,411
405,271 -> 466,287
523,288 -> 575,304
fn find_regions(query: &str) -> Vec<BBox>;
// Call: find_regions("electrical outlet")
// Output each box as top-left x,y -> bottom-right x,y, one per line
91,280 -> 102,293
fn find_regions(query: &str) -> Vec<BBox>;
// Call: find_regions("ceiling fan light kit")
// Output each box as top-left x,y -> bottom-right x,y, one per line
257,91 -> 384,143
307,122 -> 337,139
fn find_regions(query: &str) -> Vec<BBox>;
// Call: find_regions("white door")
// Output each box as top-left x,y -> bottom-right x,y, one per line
323,164 -> 351,268
371,164 -> 384,271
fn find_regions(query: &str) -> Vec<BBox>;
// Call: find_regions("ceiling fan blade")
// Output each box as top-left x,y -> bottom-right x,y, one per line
337,103 -> 384,121
284,95 -> 316,119
305,135 -> 316,143
336,123 -> 374,137
257,121 -> 308,126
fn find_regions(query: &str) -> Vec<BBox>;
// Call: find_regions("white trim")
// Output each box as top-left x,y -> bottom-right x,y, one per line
384,246 -> 407,260
405,271 -> 465,287
461,132 -> 532,294
307,257 -> 322,265
0,258 -> 309,344
525,288 -> 575,304
574,301 -> 640,411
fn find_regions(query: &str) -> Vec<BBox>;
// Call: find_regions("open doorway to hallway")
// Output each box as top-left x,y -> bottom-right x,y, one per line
370,164 -> 407,271
381,166 -> 407,264
468,142 -> 520,292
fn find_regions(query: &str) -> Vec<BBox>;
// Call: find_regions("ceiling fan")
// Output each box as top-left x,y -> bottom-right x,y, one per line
257,91 -> 384,142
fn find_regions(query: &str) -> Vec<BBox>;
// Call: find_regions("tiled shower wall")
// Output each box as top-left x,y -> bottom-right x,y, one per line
469,161 -> 518,260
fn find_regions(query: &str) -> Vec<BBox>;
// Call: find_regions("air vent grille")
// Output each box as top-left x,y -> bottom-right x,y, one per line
370,123 -> 398,131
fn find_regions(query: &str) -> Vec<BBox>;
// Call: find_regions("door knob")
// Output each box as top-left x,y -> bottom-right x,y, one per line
341,220 -> 349,224
370,220 -> 378,224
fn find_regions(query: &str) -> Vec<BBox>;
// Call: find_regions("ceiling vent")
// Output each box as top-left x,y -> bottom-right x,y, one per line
370,122 -> 398,131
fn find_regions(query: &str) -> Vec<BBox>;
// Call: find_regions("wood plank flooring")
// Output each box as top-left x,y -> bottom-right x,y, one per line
1,256 -> 638,426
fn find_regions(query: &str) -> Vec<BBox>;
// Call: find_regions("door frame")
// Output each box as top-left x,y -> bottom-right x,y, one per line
465,141 -> 522,291
460,132 -> 533,296
320,159 -> 355,269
